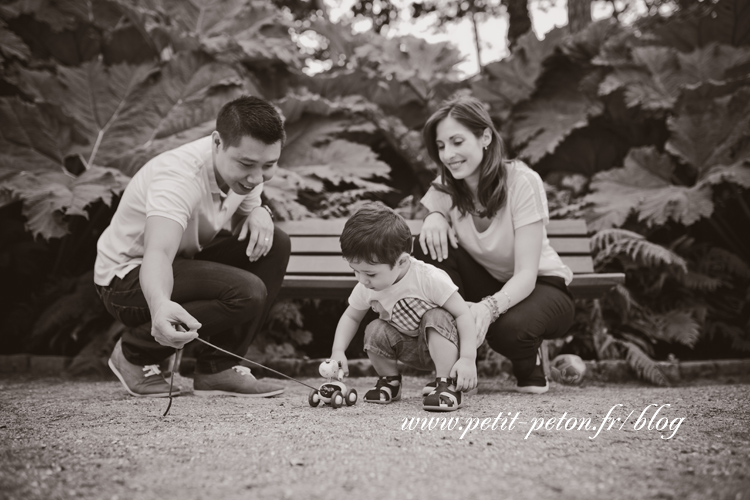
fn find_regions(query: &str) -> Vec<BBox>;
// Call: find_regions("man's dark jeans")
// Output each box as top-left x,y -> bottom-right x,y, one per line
412,241 -> 575,382
96,228 -> 291,374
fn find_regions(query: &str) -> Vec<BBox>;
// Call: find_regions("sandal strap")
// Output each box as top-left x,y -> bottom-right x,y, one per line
424,377 -> 462,408
375,375 -> 401,389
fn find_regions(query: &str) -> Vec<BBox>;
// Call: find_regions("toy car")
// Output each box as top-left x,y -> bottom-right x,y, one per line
308,359 -> 357,408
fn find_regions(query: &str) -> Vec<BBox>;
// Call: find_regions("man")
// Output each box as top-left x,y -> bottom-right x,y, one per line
95,95 -> 289,398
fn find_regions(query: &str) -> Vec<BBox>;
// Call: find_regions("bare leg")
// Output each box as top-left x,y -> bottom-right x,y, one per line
427,327 -> 459,378
367,351 -> 400,377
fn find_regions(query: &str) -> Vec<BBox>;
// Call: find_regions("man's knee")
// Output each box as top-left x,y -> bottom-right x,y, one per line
225,273 -> 268,320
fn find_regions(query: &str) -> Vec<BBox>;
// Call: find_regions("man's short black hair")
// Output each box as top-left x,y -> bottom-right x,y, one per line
340,203 -> 412,267
216,95 -> 286,149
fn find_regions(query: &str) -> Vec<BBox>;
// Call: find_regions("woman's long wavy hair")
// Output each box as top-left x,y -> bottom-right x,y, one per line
422,96 -> 507,218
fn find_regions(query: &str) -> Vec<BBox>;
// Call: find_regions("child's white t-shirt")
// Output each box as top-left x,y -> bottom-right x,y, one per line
94,136 -> 263,286
348,257 -> 458,335
421,160 -> 573,285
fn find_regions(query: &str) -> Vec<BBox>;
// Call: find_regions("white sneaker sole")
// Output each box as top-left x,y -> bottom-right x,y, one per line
192,388 -> 285,398
514,382 -> 549,394
108,358 -> 177,398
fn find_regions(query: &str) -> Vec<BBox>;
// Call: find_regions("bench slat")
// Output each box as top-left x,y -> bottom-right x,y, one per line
277,218 -> 589,237
290,236 -> 591,255
279,272 -> 625,299
286,255 -> 594,275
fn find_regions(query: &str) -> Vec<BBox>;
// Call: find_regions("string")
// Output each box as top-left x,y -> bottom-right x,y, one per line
161,336 -> 321,417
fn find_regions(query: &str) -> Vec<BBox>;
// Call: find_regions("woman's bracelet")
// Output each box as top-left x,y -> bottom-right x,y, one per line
498,290 -> 511,314
482,290 -> 512,322
424,211 -> 446,221
252,204 -> 274,220
482,296 -> 500,322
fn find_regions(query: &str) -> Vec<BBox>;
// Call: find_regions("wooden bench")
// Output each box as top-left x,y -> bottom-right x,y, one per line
276,218 -> 625,378
277,218 -> 624,299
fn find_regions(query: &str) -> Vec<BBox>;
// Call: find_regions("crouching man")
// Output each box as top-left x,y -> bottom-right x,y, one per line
94,95 -> 290,399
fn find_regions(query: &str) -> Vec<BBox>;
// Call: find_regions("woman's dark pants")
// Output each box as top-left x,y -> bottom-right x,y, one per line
413,241 -> 575,382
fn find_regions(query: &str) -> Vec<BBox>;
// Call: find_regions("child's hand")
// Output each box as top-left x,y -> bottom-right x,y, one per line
450,357 -> 477,392
330,350 -> 349,378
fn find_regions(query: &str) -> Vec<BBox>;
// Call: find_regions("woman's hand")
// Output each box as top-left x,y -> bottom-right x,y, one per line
419,212 -> 457,262
468,301 -> 492,347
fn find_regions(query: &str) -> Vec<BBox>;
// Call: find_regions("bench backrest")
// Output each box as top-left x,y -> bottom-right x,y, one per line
276,218 -> 624,299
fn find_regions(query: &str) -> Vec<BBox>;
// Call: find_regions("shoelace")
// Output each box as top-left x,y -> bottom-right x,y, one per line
142,365 -> 162,377
232,366 -> 254,377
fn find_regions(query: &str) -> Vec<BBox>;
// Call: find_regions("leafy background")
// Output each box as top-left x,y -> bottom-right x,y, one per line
1,0 -> 749,385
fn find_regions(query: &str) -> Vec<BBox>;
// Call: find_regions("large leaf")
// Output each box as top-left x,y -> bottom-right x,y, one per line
1,166 -> 130,239
649,0 -> 750,50
512,65 -> 604,164
117,0 -> 301,68
584,147 -> 715,230
0,20 -> 30,61
0,98 -> 75,175
2,0 -> 124,31
284,140 -> 390,188
352,34 -> 463,102
471,28 -> 565,120
15,60 -> 158,165
11,52 -> 246,175
666,85 -> 750,175
599,43 -> 750,111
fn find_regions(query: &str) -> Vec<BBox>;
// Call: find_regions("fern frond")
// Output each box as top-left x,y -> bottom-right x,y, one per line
620,340 -> 670,386
697,247 -> 750,280
653,311 -> 701,348
592,229 -> 687,272
591,228 -> 644,250
674,270 -> 725,291
619,331 -> 655,357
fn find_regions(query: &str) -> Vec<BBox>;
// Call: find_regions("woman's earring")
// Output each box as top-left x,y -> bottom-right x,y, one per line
483,145 -> 488,151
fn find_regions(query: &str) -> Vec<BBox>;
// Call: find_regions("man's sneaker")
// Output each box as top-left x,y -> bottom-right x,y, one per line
193,366 -> 285,398
514,347 -> 549,394
108,338 -> 179,398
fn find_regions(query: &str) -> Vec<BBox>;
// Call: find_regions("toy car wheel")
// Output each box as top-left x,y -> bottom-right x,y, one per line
308,389 -> 322,407
345,388 -> 357,406
330,390 -> 343,409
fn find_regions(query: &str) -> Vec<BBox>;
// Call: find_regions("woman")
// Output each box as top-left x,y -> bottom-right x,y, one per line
415,96 -> 575,394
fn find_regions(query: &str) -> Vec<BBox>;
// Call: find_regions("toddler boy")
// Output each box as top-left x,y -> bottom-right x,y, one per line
329,204 -> 477,412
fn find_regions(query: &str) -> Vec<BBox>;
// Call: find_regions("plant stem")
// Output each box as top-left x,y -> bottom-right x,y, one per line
708,217 -> 748,260
734,186 -> 750,224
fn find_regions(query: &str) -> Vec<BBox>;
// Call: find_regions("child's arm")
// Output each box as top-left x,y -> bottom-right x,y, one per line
330,305 -> 368,377
441,291 -> 478,392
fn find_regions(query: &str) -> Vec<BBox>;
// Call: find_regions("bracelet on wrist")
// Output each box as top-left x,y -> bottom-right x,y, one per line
253,204 -> 274,220
424,211 -> 446,221
482,295 -> 501,322
498,290 -> 511,314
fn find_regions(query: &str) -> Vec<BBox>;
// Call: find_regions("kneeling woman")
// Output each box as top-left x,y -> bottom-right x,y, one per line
415,96 -> 575,394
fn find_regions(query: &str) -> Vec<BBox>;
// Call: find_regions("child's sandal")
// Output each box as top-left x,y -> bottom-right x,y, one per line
363,375 -> 402,404
423,377 -> 463,412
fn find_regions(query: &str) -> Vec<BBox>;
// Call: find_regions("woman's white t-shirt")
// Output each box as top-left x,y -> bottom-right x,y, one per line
420,160 -> 573,285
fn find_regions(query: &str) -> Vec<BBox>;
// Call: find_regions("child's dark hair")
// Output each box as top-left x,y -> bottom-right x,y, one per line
216,95 -> 286,148
340,203 -> 412,267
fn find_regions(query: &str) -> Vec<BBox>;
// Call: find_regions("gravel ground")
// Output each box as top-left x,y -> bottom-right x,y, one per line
1,373 -> 749,500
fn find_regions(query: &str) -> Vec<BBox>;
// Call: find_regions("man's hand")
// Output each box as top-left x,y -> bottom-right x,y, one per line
468,301 -> 492,347
330,350 -> 349,378
151,301 -> 200,349
235,206 -> 274,262
450,357 -> 477,392
419,212 -> 457,262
